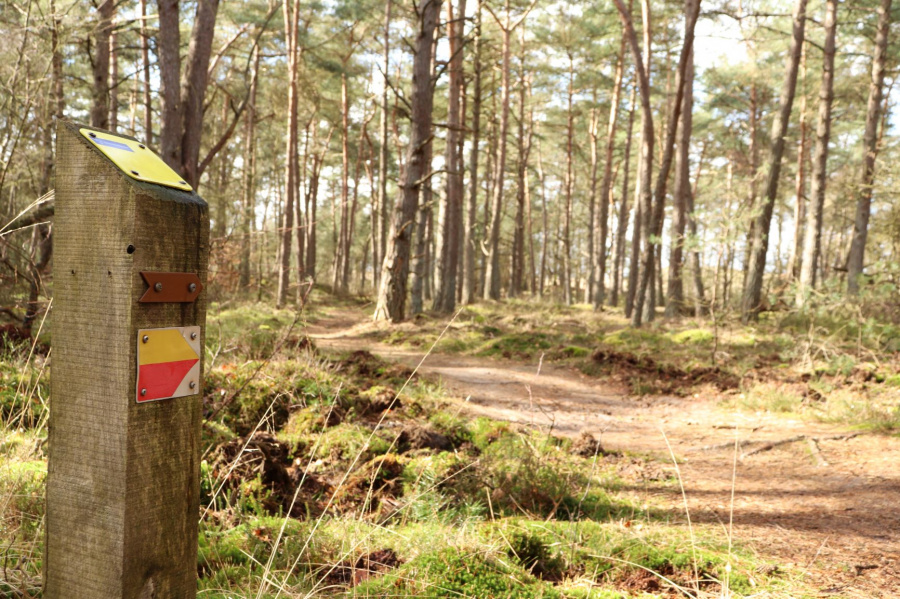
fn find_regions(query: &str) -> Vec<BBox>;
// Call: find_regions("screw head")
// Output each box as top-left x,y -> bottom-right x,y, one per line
179,180 -> 187,186
189,381 -> 196,390
138,144 -> 146,149
140,388 -> 147,396
89,132 -> 96,138
188,282 -> 197,293
142,335 -> 149,343
154,282 -> 163,292
131,170 -> 140,176
190,332 -> 198,340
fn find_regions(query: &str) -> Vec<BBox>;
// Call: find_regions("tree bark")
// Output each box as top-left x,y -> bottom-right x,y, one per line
375,0 -> 392,289
140,0 -> 152,142
374,0 -> 442,322
611,84 -> 636,308
462,1 -> 482,305
664,0 -> 695,317
509,23 -> 528,298
847,0 -> 892,295
789,41 -> 808,279
239,45 -> 260,290
276,0 -> 300,308
90,1 -> 114,129
561,53 -> 575,305
741,0 -> 808,321
632,0 -> 700,326
434,0 -> 467,312
593,34 -> 626,309
796,0 -> 837,304
484,3 -> 514,301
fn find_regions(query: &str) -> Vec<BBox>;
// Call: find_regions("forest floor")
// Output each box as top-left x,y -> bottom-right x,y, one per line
4,291 -> 900,598
307,300 -> 900,597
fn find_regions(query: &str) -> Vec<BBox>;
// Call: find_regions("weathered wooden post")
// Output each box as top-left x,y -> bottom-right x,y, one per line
46,122 -> 209,598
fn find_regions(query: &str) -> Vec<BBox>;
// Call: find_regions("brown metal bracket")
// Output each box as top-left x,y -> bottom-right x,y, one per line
139,272 -> 203,303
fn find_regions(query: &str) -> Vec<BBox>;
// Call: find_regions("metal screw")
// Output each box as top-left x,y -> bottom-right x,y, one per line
188,283 -> 197,293
189,381 -> 196,390
154,282 -> 163,292
140,388 -> 147,396
131,170 -> 140,176
138,144 -> 146,149
190,332 -> 198,340
89,132 -> 96,138
142,335 -> 149,343
179,180 -> 187,186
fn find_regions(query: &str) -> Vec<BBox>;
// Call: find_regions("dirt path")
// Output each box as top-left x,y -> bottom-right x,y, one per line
309,314 -> 900,596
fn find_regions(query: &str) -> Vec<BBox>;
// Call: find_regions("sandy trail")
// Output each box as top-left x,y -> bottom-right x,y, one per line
309,315 -> 900,596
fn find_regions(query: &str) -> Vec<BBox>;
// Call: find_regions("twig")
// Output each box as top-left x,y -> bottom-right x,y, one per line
741,432 -> 863,458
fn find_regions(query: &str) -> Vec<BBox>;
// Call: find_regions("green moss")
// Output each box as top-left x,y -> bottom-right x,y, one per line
669,328 -> 714,345
355,547 -> 562,598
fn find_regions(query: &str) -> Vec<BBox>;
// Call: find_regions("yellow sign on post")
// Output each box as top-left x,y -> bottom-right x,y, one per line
79,128 -> 193,191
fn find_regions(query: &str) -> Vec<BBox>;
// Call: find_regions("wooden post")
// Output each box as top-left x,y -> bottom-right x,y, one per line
46,121 -> 209,599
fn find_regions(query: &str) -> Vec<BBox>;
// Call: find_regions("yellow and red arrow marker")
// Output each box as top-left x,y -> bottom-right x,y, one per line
136,327 -> 201,403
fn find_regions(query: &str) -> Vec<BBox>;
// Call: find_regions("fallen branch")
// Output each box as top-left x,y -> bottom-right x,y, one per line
741,432 -> 863,459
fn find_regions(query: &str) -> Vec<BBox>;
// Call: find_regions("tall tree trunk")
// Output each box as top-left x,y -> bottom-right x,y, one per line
585,105 -> 600,304
631,0 -> 700,326
741,0 -> 808,321
179,0 -> 221,186
509,24 -> 528,299
434,0 -> 467,312
140,0 -> 152,142
847,0 -> 892,295
615,0 -> 653,320
374,0 -> 442,322
335,70 -> 352,294
561,54 -> 575,305
593,35 -> 626,309
91,1 -> 114,128
276,0 -> 300,308
108,30 -> 119,131
789,41 -> 808,279
462,2 -> 482,304
796,0 -> 837,304
484,3 -> 515,301
611,84 -> 636,308
664,0 -> 695,317
375,0 -> 392,288
537,139 -> 548,296
239,45 -> 260,290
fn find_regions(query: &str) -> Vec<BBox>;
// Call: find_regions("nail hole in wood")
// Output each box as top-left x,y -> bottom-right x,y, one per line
126,245 -> 135,254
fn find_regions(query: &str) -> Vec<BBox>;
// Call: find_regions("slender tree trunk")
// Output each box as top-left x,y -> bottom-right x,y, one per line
611,84 -> 636,308
615,0 -> 653,320
509,24 -> 528,298
108,30 -> 119,131
796,0 -> 837,304
741,0 -> 808,321
585,104 -> 599,304
140,0 -> 152,142
740,83 -> 759,293
239,46 -> 260,290
664,0 -> 695,317
434,0 -> 467,312
789,42 -> 808,279
561,54 -> 575,305
91,1 -> 114,128
593,35 -> 626,308
537,139 -> 549,296
375,0 -> 392,288
276,0 -> 300,308
374,0 -> 442,322
632,0 -> 700,326
484,4 -> 514,301
847,0 -> 892,295
179,0 -> 221,187
462,2 -> 482,304
335,70 -> 352,294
